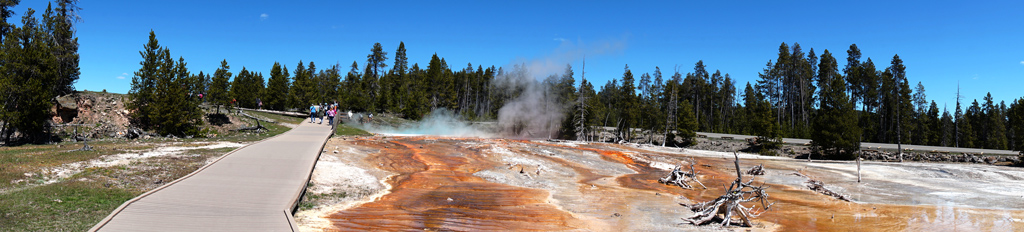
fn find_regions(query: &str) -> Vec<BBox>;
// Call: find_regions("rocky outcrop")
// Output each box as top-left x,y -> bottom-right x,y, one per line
50,92 -> 132,139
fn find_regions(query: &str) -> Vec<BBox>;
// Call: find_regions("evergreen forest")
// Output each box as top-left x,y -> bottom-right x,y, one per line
1,0 -> 1022,159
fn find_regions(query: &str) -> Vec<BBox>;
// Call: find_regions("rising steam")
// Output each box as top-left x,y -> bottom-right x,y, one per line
494,38 -> 625,138
353,37 -> 626,139
355,109 -> 491,137
493,65 -> 565,138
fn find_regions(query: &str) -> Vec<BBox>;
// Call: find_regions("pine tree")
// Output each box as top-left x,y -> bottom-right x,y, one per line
426,54 -> 444,109
911,82 -> 928,145
845,44 -> 863,106
1007,98 -> 1024,153
811,50 -> 860,160
152,54 -> 201,137
322,64 -> 341,105
650,67 -> 666,137
859,58 -> 880,142
367,42 -> 388,80
719,73 -> 737,134
229,67 -> 263,109
962,100 -> 981,148
894,56 -> 912,146
360,62 -> 376,112
151,48 -> 175,131
941,106 -> 954,147
555,64 -> 577,139
304,62 -> 318,106
389,42 -> 408,112
0,8 -> 60,142
192,71 -> 207,98
746,83 -> 780,148
342,61 -> 363,111
208,59 -> 232,113
265,62 -> 289,110
983,92 -> 1007,149
127,30 -> 162,128
127,32 -> 201,137
401,63 -> 427,119
927,101 -> 941,146
393,42 -> 408,75
365,43 -> 387,111
0,0 -> 20,41
34,2 -> 79,98
288,61 -> 309,108
617,65 -> 637,141
674,99 -> 697,146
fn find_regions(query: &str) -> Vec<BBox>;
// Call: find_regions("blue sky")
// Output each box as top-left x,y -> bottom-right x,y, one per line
8,0 -> 1024,109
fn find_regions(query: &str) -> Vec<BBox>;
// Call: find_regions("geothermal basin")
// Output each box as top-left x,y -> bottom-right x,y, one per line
294,135 -> 1024,231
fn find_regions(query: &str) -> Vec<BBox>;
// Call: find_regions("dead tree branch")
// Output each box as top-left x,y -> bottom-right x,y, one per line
658,160 -> 706,189
792,171 -> 851,202
682,152 -> 773,227
806,179 -> 851,202
746,164 -> 765,176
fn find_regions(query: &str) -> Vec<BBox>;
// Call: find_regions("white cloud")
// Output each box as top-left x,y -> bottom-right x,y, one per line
553,38 -> 567,42
116,72 -> 128,79
260,13 -> 269,21
1020,61 -> 1024,65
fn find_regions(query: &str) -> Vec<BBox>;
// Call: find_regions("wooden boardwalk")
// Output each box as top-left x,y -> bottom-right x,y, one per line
90,122 -> 333,231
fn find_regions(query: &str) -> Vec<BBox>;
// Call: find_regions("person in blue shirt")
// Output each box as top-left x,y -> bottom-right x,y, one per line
309,104 -> 317,123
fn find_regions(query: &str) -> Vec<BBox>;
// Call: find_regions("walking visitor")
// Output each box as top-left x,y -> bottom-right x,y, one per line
327,105 -> 337,127
309,104 -> 317,123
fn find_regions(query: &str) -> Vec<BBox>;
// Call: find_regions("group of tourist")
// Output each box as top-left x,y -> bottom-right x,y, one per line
309,103 -> 339,128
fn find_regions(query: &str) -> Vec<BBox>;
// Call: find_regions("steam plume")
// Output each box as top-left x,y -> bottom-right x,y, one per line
356,109 -> 490,137
494,37 -> 626,138
353,37 -> 626,139
493,65 -> 564,138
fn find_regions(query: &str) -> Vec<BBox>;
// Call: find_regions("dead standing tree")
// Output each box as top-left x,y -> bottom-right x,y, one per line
575,58 -> 588,141
682,152 -> 773,227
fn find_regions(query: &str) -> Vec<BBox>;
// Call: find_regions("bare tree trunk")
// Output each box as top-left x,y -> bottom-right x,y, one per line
857,156 -> 862,183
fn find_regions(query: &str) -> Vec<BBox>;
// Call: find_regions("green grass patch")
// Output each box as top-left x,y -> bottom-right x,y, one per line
0,141 -> 152,189
334,123 -> 372,136
0,180 -> 138,232
0,107 -> 305,231
241,109 -> 305,125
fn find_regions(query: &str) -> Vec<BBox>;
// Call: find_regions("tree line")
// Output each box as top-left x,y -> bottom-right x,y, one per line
125,34 -> 1024,157
0,0 -> 80,143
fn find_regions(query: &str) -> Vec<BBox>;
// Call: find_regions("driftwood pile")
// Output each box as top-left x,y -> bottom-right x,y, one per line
659,161 -> 706,189
746,164 -> 765,175
682,153 -> 773,227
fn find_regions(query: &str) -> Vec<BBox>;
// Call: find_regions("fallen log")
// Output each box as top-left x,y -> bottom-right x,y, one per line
233,112 -> 269,132
233,125 -> 267,132
682,152 -> 773,227
806,179 -> 851,202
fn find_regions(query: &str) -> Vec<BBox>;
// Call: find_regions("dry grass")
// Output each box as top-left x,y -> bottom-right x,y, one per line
0,113 -> 299,231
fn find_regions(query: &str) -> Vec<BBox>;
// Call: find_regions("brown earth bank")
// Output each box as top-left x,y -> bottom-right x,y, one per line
34,91 -> 270,143
296,135 -> 1024,231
